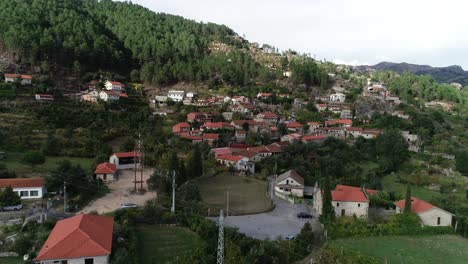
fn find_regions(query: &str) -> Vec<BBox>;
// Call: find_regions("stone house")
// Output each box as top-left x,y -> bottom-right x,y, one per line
394,197 -> 453,226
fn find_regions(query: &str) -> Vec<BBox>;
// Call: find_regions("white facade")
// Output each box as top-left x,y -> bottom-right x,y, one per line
99,91 -> 119,102
333,200 -> 369,218
274,171 -> 304,199
186,92 -> 197,98
5,76 -> 32,85
104,81 -> 124,91
167,90 -> 185,102
395,207 -> 453,226
109,155 -> 139,170
37,255 -> 109,264
95,173 -> 116,182
329,93 -> 346,103
13,186 -> 46,199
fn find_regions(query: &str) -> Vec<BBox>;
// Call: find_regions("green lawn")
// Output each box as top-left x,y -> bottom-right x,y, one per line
330,235 -> 468,264
1,152 -> 93,176
381,174 -> 442,201
136,225 -> 204,264
0,257 -> 23,264
195,173 -> 273,215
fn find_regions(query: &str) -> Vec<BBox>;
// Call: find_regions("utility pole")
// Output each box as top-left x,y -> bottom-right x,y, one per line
63,181 -> 67,214
226,188 -> 230,217
217,209 -> 224,264
171,170 -> 176,213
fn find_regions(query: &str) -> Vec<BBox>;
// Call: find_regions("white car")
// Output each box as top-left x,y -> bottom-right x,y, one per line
120,203 -> 137,209
2,204 -> 22,211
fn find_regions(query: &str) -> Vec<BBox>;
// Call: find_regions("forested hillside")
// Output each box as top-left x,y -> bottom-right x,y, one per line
0,0 -> 288,86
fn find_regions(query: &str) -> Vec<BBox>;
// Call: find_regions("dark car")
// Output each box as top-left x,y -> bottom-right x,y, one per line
297,212 -> 313,219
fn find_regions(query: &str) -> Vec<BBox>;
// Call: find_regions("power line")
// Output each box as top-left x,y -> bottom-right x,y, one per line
217,209 -> 224,264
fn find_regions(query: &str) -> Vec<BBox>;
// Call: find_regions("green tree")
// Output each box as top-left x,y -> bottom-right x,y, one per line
404,185 -> 412,213
375,130 -> 409,173
22,151 -> 45,168
320,175 -> 335,224
294,222 -> 314,256
187,144 -> 203,179
455,149 -> 468,174
0,186 -> 21,206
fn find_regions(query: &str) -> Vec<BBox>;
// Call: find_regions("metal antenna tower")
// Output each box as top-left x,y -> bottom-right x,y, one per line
134,132 -> 144,191
217,209 -> 224,264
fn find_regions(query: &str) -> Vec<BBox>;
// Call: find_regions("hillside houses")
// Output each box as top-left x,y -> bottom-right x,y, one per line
167,90 -> 185,102
4,73 -> 32,85
104,80 -> 125,91
0,178 -> 46,199
254,112 -> 279,125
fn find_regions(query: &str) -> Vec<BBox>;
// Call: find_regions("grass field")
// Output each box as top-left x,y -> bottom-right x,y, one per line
0,257 -> 22,264
381,174 -> 442,201
195,173 -> 273,215
330,235 -> 468,264
136,225 -> 204,264
0,152 -> 93,176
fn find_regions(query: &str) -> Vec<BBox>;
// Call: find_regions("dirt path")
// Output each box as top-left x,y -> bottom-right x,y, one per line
79,168 -> 156,214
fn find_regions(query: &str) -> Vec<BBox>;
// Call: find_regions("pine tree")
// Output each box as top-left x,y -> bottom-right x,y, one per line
320,175 -> 335,224
404,184 -> 412,213
187,144 -> 203,179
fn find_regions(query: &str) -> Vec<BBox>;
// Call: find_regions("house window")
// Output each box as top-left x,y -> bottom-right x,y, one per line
358,203 -> 360,207
20,191 -> 29,197
30,190 -> 39,197
437,217 -> 441,225
336,203 -> 339,207
85,259 -> 94,264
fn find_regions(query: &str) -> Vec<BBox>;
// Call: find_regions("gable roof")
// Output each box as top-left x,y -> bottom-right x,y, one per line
4,73 -> 32,79
217,155 -> 244,162
277,170 -> 304,186
394,196 -> 445,214
286,121 -> 303,128
112,151 -> 140,158
258,112 -> 278,119
35,214 -> 114,261
94,162 -> 116,174
302,135 -> 326,142
330,184 -> 377,202
0,178 -> 44,189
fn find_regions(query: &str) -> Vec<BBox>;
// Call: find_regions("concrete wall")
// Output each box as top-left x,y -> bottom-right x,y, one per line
13,187 -> 45,199
96,173 -> 116,182
333,201 -> 369,218
418,208 -> 453,226
38,255 -> 109,264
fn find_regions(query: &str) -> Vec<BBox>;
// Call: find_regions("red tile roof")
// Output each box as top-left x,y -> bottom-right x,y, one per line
203,133 -> 219,140
302,135 -> 326,142
94,162 -> 116,174
307,122 -> 321,126
201,122 -> 232,129
286,121 -> 303,128
394,196 -> 436,214
217,155 -> 244,162
325,119 -> 353,126
180,133 -> 203,141
119,93 -> 128,98
0,178 -> 44,188
258,92 -> 273,97
331,185 -> 377,202
4,73 -> 32,79
173,122 -> 190,129
212,148 -> 232,157
259,112 -> 278,119
35,214 -> 114,261
108,81 -> 124,86
112,151 -> 140,158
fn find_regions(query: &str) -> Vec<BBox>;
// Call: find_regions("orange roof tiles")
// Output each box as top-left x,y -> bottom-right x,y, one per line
394,196 -> 435,214
94,162 -> 117,174
0,178 -> 44,188
35,214 -> 113,261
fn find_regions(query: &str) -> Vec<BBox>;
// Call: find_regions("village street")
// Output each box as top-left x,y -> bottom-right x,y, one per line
79,169 -> 156,214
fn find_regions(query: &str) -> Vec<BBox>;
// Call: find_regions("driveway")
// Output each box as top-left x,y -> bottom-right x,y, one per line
79,169 -> 156,214
222,179 -> 322,240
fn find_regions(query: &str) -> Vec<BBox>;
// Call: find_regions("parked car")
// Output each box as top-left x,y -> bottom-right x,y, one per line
297,212 -> 313,219
285,234 -> 295,240
2,204 -> 22,211
120,203 -> 137,209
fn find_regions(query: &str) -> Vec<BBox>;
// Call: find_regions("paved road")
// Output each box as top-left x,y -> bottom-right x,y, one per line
222,178 -> 322,240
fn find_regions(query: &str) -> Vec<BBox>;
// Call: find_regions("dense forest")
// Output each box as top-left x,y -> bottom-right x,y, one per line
0,0 -> 326,87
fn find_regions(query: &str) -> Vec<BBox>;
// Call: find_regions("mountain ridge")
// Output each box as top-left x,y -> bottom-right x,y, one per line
354,61 -> 468,85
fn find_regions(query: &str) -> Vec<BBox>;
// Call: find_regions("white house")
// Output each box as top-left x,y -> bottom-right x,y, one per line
329,93 -> 346,103
81,91 -> 99,103
4,74 -> 32,85
401,131 -> 421,152
155,95 -> 168,106
313,184 -> 377,218
0,178 -> 46,199
35,214 -> 113,264
394,197 -> 453,226
186,92 -> 197,99
104,80 -> 125,91
275,170 -> 305,200
109,151 -> 140,170
167,90 -> 185,102
99,91 -> 122,102
94,162 -> 117,182
216,155 -> 255,174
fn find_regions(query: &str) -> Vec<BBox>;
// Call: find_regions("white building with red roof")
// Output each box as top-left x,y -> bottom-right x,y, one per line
394,196 -> 453,226
0,178 -> 46,199
35,214 -> 114,264
313,184 -> 377,218
172,122 -> 191,134
254,112 -> 278,125
286,121 -> 304,134
104,80 -> 125,91
200,122 -> 233,131
109,151 -> 140,170
4,73 -> 32,85
94,162 -> 117,182
99,91 -> 127,102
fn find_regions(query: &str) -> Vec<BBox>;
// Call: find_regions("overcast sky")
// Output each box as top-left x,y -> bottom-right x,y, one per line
130,0 -> 468,69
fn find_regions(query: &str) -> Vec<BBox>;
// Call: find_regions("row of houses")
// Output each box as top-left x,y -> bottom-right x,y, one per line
271,170 -> 453,226
4,73 -> 32,85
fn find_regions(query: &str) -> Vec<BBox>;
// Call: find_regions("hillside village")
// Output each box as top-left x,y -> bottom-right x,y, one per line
0,1 -> 467,264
